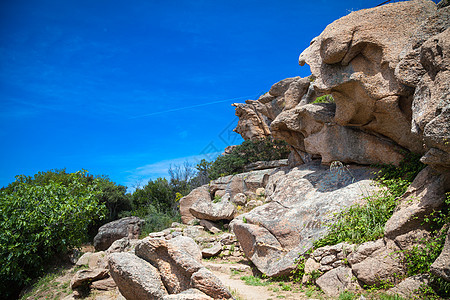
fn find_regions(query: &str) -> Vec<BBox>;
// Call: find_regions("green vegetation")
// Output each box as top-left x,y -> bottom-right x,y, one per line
290,152 -> 450,297
240,275 -> 271,286
400,191 -> 450,298
197,137 -> 290,181
312,94 -> 335,104
338,291 -> 406,300
0,170 -> 107,299
314,153 -> 425,247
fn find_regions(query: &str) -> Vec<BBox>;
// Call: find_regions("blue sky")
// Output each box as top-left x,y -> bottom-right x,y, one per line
0,0 -> 414,190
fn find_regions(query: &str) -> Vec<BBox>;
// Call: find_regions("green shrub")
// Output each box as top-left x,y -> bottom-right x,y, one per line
240,275 -> 270,286
0,171 -> 107,299
312,94 -> 335,104
314,153 -> 425,247
119,204 -> 180,236
200,137 -> 290,181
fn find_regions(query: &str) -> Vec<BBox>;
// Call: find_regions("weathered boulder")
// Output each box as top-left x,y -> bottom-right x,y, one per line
303,123 -> 405,165
351,240 -> 405,286
169,235 -> 203,262
347,239 -> 385,266
232,161 -> 379,276
180,185 -> 211,224
232,102 -> 271,140
135,237 -> 230,298
387,274 -> 430,298
316,266 -> 357,297
431,227 -> 450,281
70,268 -> 109,289
299,0 -> 436,154
201,243 -> 222,258
190,197 -> 236,221
384,166 -> 450,239
135,237 -> 203,294
76,251 -> 108,269
94,217 -> 144,251
231,193 -> 247,206
106,237 -> 139,254
108,252 -> 168,300
90,277 -> 117,291
190,268 -> 232,299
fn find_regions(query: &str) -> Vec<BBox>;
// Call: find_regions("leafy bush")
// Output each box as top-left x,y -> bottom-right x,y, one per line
0,171 -> 107,299
124,177 -> 182,235
131,177 -> 176,213
119,203 -> 180,236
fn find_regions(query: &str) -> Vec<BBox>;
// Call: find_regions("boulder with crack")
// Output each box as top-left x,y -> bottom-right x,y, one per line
135,237 -> 232,299
231,161 -> 379,277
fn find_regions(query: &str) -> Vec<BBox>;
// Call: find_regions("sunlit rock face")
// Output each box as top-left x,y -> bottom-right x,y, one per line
298,0 -> 437,154
234,0 -> 450,171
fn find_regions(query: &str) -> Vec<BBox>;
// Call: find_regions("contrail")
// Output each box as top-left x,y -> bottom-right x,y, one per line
129,95 -> 256,119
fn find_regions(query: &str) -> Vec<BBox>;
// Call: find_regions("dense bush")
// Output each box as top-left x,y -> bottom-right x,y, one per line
0,171 -> 107,299
123,176 -> 184,235
201,137 -> 290,181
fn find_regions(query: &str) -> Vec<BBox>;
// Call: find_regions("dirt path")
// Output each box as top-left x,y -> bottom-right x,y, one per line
213,271 -> 277,300
204,260 -> 323,300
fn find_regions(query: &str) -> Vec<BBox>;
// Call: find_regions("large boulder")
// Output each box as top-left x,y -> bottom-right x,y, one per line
135,237 -> 231,298
189,196 -> 236,221
180,185 -> 211,224
70,268 -> 109,289
108,252 -> 168,300
350,240 -> 406,287
232,161 -> 379,276
94,217 -> 144,251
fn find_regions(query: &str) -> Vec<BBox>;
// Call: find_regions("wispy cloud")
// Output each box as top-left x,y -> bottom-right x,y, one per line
129,95 -> 254,119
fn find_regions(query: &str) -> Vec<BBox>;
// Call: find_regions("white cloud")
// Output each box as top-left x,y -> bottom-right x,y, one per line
124,151 -> 221,192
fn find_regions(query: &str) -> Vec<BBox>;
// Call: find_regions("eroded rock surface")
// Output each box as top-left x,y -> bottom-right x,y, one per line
233,0 -> 450,171
231,161 -> 379,277
108,252 -> 168,300
94,217 -> 144,251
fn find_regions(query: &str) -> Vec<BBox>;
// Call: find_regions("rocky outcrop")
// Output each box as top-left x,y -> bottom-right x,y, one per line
94,217 -> 144,251
231,161 -> 379,277
233,0 -> 450,171
180,168 -> 277,224
298,0 -> 436,154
